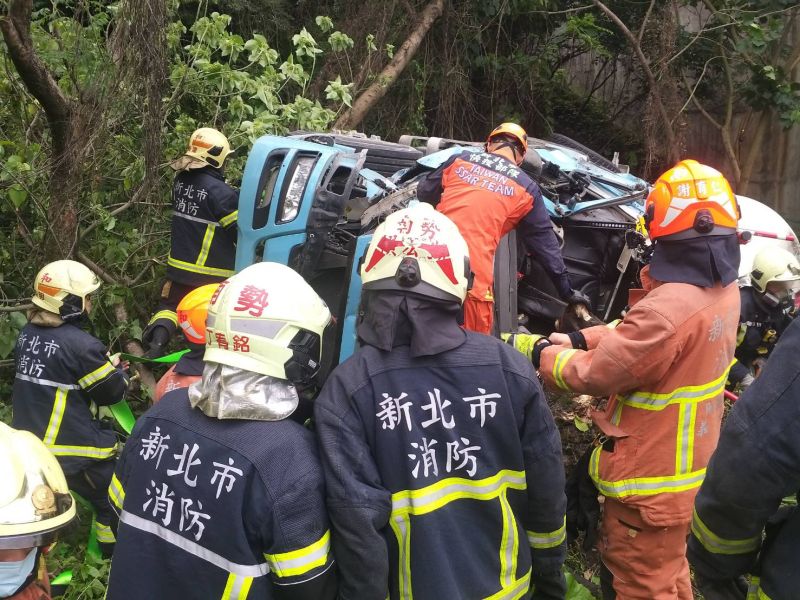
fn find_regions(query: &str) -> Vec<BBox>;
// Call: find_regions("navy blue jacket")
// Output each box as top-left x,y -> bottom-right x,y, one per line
315,332 -> 566,600
12,321 -> 127,474
106,388 -> 336,600
688,317 -> 800,599
167,167 -> 239,286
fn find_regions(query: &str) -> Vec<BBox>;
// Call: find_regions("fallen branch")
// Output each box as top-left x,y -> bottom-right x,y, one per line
0,303 -> 33,313
114,303 -> 156,401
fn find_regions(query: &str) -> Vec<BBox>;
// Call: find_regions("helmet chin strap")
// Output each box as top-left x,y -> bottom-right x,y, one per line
488,140 -> 523,164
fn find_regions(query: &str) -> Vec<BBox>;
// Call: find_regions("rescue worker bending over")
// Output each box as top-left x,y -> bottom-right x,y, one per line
153,283 -> 218,402
510,160 -> 742,599
315,203 -> 567,600
0,423 -> 76,600
416,122 -> 583,334
728,247 -> 799,392
688,317 -> 800,600
143,127 -> 239,357
12,261 -> 128,557
106,263 -> 337,600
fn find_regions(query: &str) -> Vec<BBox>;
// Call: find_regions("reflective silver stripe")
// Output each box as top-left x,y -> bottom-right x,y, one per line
677,402 -> 696,474
48,445 -> 117,459
623,373 -> 727,409
43,388 -> 68,445
173,211 -> 219,227
229,318 -> 286,338
527,517 -> 567,549
690,509 -> 761,556
14,373 -> 80,389
391,470 -> 527,513
499,491 -> 516,588
120,511 -> 269,577
390,515 -> 411,600
484,570 -> 531,600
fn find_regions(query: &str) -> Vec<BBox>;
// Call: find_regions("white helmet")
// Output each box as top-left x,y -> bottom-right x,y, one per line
171,127 -> 233,171
0,423 -> 76,549
361,203 -> 471,303
750,247 -> 800,307
31,260 -> 101,319
204,262 -> 331,383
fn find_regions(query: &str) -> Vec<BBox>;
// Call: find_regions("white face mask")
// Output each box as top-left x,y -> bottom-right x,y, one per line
0,548 -> 37,597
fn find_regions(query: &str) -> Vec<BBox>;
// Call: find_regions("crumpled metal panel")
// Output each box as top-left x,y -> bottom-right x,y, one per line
188,363 -> 299,421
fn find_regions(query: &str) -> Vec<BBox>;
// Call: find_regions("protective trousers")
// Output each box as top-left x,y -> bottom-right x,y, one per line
66,459 -> 118,557
463,296 -> 494,335
598,498 -> 692,600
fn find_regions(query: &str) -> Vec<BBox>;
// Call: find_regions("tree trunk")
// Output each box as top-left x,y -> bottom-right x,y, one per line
333,0 -> 445,131
1,0 -> 81,259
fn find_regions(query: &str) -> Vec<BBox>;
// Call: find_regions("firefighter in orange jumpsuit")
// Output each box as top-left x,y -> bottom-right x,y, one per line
508,160 -> 742,599
416,123 -> 584,334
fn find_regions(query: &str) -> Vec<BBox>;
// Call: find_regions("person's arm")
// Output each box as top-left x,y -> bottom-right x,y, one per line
538,301 -> 679,395
79,340 -> 129,407
688,319 -> 800,583
516,373 -> 568,598
314,375 -> 391,600
517,184 -> 571,299
415,155 -> 458,205
265,467 -> 337,600
217,186 -> 239,229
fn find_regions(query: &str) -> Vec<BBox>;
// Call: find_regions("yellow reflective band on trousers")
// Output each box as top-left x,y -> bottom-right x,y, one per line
219,210 -> 238,227
168,255 -> 235,278
690,508 -> 761,556
527,516 -> 566,549
221,573 -> 253,600
390,470 -> 528,600
552,350 -> 578,391
196,224 -> 216,267
109,473 -> 126,510
43,388 -> 68,445
95,521 -> 116,544
619,370 -> 728,411
263,530 -> 331,579
589,447 -> 707,497
48,444 -> 117,459
148,310 -> 179,327
78,362 -> 116,389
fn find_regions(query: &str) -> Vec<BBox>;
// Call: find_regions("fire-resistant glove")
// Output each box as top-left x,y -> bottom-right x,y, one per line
565,446 -> 600,552
693,574 -> 748,600
565,289 -> 592,311
530,569 -> 567,600
501,333 -> 551,370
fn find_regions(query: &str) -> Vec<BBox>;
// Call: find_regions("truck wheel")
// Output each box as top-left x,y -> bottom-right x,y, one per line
548,133 -> 621,173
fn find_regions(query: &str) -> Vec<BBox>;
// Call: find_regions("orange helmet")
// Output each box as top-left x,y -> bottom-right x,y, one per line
487,123 -> 528,154
176,284 -> 219,344
645,160 -> 740,241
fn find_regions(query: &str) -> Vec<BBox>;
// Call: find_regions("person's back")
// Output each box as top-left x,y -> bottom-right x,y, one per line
315,204 -> 566,599
107,387 -> 332,599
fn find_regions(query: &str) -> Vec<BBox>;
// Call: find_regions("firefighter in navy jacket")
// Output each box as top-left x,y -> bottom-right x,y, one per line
12,260 -> 128,556
143,128 -> 239,357
416,123 -> 581,334
688,316 -> 800,600
315,204 -> 567,599
106,262 -> 336,600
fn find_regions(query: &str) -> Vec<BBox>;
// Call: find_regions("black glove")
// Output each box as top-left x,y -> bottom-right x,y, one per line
693,573 -> 748,600
566,289 -> 592,310
531,570 -> 567,600
531,339 -> 552,371
565,446 -> 600,552
142,324 -> 172,359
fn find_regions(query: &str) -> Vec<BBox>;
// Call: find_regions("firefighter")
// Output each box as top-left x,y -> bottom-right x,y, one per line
509,160 -> 742,599
12,260 -> 128,557
416,122 -> 585,334
0,423 -> 76,600
106,262 -> 336,600
143,127 -> 238,357
315,203 -> 568,599
153,283 -> 218,402
687,317 -> 800,600
728,246 -> 799,392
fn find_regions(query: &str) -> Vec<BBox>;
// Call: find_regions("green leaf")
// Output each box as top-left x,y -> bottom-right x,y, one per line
366,33 -> 377,52
385,43 -> 395,59
573,416 -> 590,432
315,16 -> 334,33
7,184 -> 27,208
329,31 -> 354,53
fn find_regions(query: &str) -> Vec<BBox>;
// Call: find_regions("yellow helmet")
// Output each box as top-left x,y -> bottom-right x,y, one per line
361,203 -> 471,304
0,423 -> 76,549
171,127 -> 233,171
750,247 -> 800,307
204,263 -> 331,383
31,260 -> 101,319
487,122 -> 529,154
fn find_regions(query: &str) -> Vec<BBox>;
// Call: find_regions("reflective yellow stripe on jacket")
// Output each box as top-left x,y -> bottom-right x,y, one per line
148,310 -> 179,327
219,210 -> 238,227
220,573 -> 253,600
390,470 -> 531,600
527,516 -> 566,549
95,521 -> 116,544
167,256 -> 235,278
263,530 -> 331,579
78,362 -> 116,389
690,508 -> 761,555
43,388 -> 69,445
551,350 -> 578,391
48,444 -> 117,459
109,473 -> 126,510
